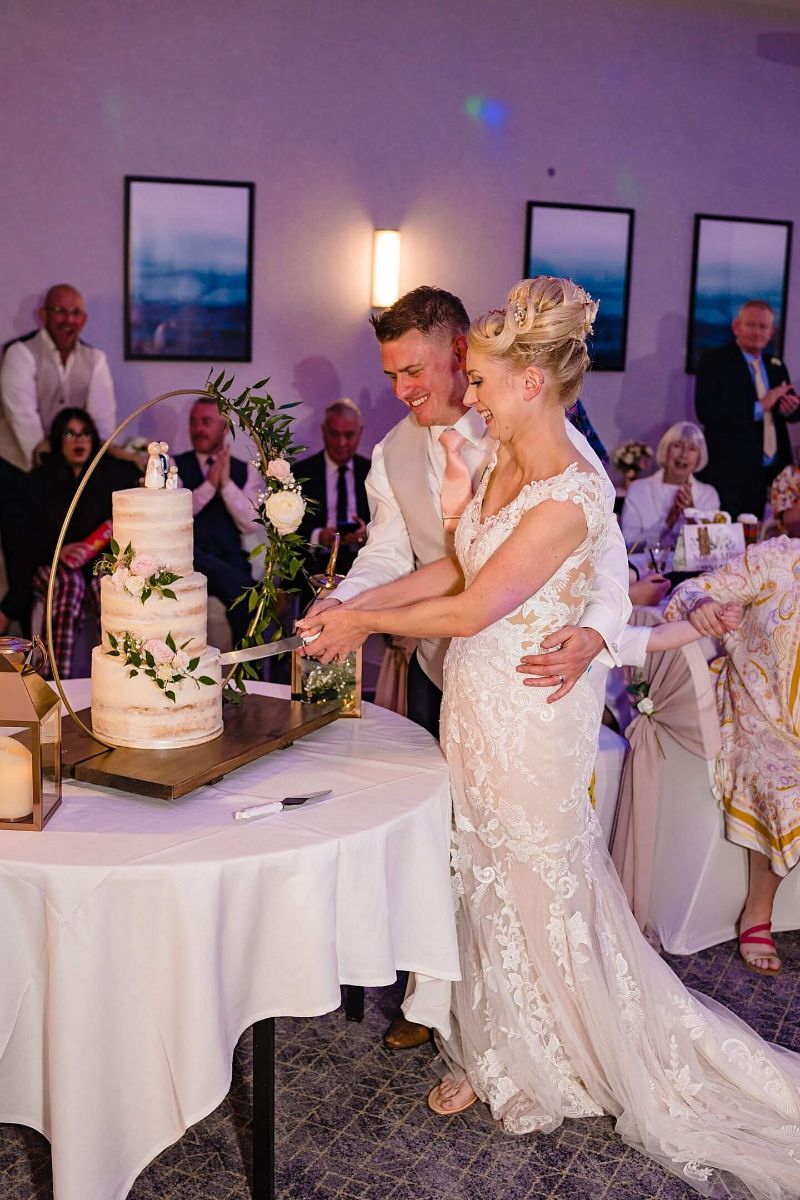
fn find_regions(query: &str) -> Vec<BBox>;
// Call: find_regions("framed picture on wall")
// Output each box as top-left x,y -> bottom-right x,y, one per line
524,201 -> 635,371
124,176 -> 255,361
686,213 -> 792,373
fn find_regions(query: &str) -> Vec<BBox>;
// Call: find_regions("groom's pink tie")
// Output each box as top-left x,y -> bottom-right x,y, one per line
439,428 -> 473,533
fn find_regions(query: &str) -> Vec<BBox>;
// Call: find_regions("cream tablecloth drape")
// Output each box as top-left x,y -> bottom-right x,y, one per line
0,682 -> 459,1200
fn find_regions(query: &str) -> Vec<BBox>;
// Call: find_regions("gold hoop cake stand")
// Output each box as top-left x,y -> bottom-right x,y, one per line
51,389 -> 338,799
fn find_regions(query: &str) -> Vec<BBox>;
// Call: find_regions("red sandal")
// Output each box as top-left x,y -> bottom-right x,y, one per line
737,919 -> 782,977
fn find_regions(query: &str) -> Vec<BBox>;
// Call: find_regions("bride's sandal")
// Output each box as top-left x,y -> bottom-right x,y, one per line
426,1078 -> 478,1116
737,920 -> 782,976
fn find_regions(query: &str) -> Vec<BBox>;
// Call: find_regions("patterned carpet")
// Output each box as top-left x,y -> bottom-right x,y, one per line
2,932 -> 799,1200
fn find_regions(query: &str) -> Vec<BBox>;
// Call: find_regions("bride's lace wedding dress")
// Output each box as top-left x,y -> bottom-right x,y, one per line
437,460 -> 800,1199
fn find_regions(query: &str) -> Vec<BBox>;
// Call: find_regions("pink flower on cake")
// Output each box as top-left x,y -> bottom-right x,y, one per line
110,566 -> 130,591
173,650 -> 190,671
264,489 -> 305,535
266,458 -> 292,482
129,554 -> 158,578
143,639 -> 173,664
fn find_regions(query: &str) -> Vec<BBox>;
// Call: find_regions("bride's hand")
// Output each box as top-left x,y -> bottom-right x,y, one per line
296,607 -> 369,664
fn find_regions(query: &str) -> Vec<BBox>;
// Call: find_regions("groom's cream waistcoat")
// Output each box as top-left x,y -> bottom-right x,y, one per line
382,414 -> 492,689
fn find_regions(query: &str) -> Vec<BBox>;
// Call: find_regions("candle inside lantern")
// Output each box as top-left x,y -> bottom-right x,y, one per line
0,736 -> 34,819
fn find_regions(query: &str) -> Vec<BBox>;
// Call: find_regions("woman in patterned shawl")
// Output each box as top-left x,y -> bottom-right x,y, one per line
666,518 -> 800,976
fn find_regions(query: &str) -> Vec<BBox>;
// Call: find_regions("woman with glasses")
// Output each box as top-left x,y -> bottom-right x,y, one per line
620,422 -> 720,550
12,408 -> 138,677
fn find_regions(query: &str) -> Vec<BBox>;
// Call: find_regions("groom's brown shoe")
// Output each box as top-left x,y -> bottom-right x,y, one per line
383,1017 -> 431,1050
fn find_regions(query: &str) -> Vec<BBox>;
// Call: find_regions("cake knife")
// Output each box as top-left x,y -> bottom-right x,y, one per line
218,631 -> 318,665
233,789 -> 332,821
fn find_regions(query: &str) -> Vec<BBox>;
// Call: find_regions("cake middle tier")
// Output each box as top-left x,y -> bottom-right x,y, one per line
100,571 -> 208,652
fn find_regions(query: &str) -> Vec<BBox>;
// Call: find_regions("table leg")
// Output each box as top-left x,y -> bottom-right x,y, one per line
343,985 -> 365,1022
252,1018 -> 275,1200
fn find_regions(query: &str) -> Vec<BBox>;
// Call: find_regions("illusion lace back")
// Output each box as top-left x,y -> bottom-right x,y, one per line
438,461 -> 800,1199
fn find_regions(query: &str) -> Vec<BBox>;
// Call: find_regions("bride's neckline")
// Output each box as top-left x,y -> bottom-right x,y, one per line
477,458 -> 594,526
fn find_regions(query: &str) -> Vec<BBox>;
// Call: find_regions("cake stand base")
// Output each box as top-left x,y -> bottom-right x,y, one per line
60,693 -> 340,800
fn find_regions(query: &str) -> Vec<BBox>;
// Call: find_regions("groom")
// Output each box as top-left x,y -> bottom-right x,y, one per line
310,285 -> 630,1045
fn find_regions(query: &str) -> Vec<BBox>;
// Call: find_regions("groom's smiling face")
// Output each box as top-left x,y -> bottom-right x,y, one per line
380,329 -> 468,428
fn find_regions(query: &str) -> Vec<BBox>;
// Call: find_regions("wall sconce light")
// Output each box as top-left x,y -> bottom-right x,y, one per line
371,229 -> 401,309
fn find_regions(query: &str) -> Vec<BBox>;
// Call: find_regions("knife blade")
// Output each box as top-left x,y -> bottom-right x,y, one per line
218,633 -> 305,666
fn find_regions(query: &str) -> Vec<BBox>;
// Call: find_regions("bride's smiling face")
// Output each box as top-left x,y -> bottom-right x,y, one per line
465,350 -> 527,442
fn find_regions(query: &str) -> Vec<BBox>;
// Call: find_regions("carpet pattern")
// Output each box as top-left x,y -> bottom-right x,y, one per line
2,932 -> 799,1200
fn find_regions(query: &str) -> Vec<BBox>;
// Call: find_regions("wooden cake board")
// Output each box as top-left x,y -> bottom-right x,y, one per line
60,693 -> 340,800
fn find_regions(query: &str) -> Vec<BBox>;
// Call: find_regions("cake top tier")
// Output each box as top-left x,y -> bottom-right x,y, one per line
112,487 -> 194,576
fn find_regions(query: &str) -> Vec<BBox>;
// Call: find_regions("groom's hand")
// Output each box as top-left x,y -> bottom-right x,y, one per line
516,626 -> 604,702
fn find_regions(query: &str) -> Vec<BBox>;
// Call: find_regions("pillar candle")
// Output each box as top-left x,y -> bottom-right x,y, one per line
0,736 -> 34,820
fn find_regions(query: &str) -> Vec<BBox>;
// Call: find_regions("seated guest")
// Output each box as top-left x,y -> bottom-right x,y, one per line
667,538 -> 800,975
294,398 -> 370,599
627,565 -> 671,608
620,422 -> 719,549
16,409 -> 138,677
174,397 -> 262,647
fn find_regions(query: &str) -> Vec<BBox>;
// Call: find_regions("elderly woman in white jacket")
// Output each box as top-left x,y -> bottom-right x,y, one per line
620,421 -> 720,550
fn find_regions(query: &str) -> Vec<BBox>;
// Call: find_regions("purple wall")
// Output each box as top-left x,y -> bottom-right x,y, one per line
3,0 -> 800,472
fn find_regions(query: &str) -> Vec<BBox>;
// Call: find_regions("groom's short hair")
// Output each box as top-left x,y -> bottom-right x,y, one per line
370,286 -> 469,343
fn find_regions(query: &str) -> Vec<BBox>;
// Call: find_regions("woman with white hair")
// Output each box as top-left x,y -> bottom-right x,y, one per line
620,422 -> 719,549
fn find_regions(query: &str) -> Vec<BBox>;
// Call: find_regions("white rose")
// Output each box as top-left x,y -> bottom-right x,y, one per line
156,662 -> 175,682
637,697 -> 655,716
264,489 -> 306,535
173,650 -> 190,672
737,513 -> 758,525
266,458 -> 292,482
129,553 -> 158,578
124,575 -> 146,597
111,566 -> 130,592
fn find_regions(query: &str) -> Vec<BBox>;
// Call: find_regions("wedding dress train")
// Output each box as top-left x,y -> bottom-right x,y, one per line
436,460 -> 800,1199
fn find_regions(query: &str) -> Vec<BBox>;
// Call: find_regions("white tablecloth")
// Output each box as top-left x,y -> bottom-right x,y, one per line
0,681 -> 459,1200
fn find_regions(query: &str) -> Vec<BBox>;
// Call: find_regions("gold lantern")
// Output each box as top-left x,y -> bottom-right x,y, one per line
291,536 -> 362,717
0,637 -> 62,830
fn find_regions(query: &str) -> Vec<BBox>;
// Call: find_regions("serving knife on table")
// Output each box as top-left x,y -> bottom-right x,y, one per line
233,789 -> 333,822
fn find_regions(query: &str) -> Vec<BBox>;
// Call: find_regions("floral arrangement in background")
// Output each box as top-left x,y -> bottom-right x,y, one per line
203,371 -> 308,702
106,631 -> 215,702
611,439 -> 654,478
95,540 -> 181,604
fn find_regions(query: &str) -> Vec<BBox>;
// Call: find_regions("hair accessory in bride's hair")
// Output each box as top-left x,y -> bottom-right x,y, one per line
512,299 -> 527,327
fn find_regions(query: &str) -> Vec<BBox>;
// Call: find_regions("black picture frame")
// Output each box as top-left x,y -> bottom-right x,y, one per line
524,201 -> 635,371
124,175 -> 255,362
686,213 -> 792,373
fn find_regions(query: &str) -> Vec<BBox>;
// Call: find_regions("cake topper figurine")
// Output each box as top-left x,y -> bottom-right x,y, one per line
144,441 -> 170,489
165,465 -> 179,490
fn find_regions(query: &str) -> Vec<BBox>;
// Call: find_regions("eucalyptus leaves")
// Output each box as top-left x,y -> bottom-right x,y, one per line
203,371 -> 309,701
106,630 -> 215,703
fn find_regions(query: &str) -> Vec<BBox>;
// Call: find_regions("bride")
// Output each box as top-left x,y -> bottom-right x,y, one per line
298,277 -> 800,1199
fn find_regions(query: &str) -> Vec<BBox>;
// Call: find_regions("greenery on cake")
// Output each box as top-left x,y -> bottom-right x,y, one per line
203,371 -> 309,702
106,631 -> 216,703
95,540 -> 182,604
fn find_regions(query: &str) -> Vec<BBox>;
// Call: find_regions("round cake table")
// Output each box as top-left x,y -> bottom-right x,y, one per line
0,681 -> 459,1200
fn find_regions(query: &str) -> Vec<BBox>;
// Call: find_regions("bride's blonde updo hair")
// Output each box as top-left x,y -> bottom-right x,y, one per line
469,276 -> 598,407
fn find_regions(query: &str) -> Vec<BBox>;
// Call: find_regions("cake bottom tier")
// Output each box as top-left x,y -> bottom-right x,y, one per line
91,646 -> 223,749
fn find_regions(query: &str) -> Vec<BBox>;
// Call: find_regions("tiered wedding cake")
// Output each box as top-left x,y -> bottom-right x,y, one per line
91,477 -> 223,749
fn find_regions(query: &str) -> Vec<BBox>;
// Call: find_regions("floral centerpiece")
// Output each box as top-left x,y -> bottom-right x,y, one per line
612,439 -> 654,488
203,371 -> 309,702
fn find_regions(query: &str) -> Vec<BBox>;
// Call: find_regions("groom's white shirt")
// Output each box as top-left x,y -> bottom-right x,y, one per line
332,406 -> 630,687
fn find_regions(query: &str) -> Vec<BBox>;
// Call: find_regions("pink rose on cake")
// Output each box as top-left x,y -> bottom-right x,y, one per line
143,639 -> 174,665
129,554 -> 158,578
266,458 -> 292,482
263,489 -> 305,535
